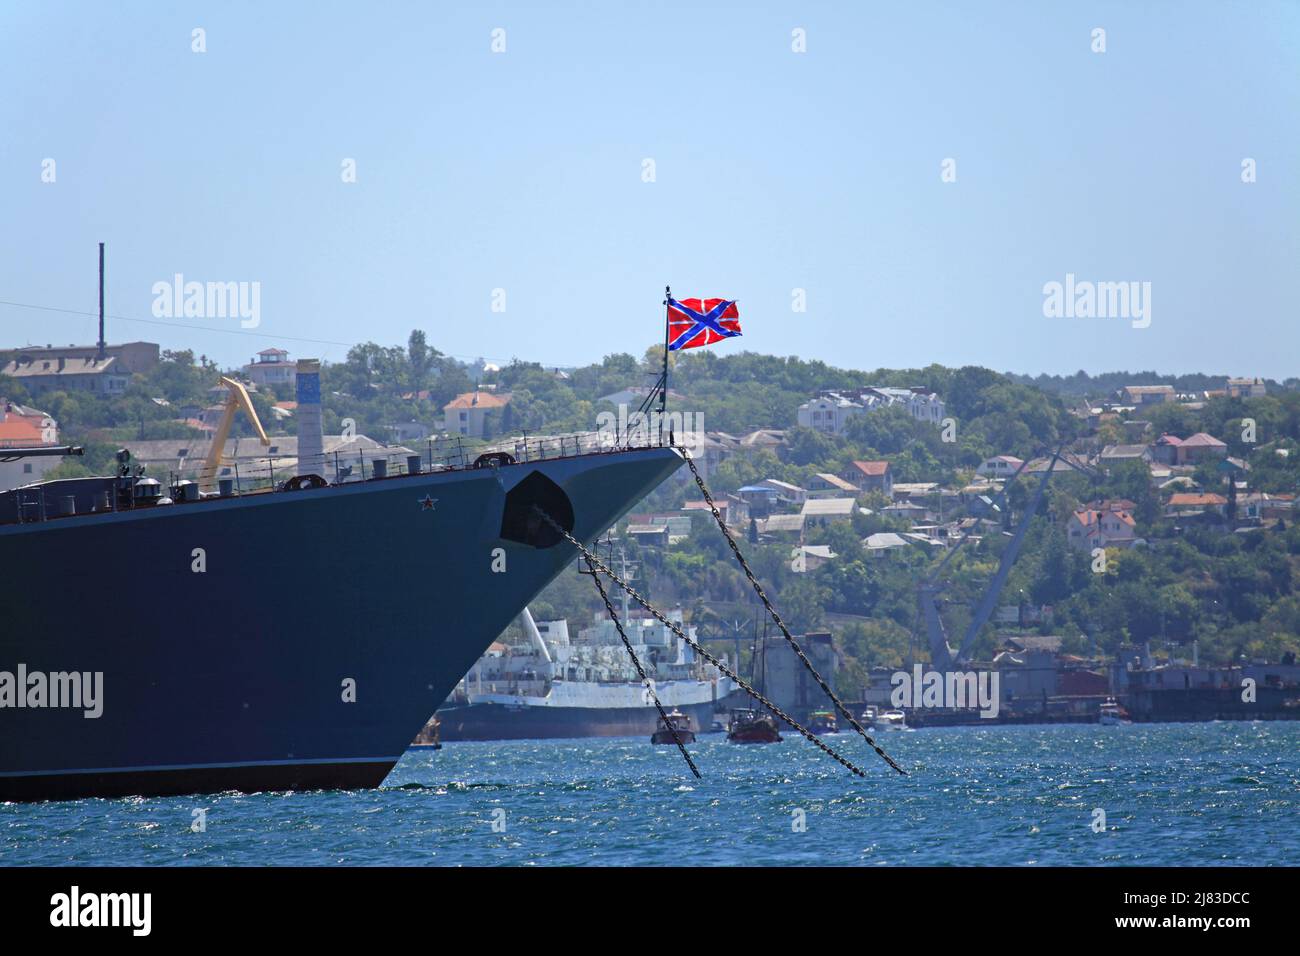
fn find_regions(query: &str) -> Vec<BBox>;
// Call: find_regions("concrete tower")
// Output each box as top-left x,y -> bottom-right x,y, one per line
295,359 -> 325,477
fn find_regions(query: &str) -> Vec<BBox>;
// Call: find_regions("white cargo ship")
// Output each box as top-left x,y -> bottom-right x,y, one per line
435,608 -> 734,740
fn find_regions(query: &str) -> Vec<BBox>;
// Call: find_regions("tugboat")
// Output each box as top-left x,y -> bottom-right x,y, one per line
726,708 -> 783,744
808,709 -> 838,735
651,709 -> 696,745
1098,697 -> 1130,726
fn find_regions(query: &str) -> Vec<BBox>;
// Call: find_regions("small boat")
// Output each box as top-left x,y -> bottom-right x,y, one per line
808,709 -> 838,735
875,709 -> 907,731
409,715 -> 443,750
860,704 -> 878,728
726,708 -> 783,744
651,710 -> 696,745
1098,697 -> 1130,726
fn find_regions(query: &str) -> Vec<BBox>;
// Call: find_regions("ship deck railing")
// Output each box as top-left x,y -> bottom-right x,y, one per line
1,428 -> 677,525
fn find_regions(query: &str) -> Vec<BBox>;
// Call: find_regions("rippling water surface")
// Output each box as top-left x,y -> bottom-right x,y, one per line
3,723 -> 1297,866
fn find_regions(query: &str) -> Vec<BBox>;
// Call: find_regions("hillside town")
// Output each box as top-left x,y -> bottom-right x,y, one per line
4,334 -> 1299,726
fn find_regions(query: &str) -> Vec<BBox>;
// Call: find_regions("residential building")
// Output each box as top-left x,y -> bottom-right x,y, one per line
1178,432 -> 1228,464
1165,492 -> 1228,517
243,348 -> 297,389
443,389 -> 512,438
882,500 -> 933,523
626,523 -> 669,547
0,402 -> 61,491
1238,492 -> 1294,521
695,432 -> 739,479
0,341 -> 159,375
890,481 -> 940,501
737,484 -> 782,516
807,472 -> 859,497
790,545 -> 836,574
1,401 -> 57,443
1066,505 -> 1137,552
1119,385 -> 1175,406
387,420 -> 431,443
736,429 -> 786,451
1226,377 -> 1266,399
1149,433 -> 1183,465
682,495 -> 749,528
1099,444 -> 1152,466
796,386 -> 945,435
851,386 -> 945,423
1,353 -> 129,396
757,513 -> 805,541
1026,452 -> 1092,473
864,531 -> 910,557
757,478 -> 806,505
843,460 -> 892,495
796,393 -> 863,434
801,497 -> 856,526
976,455 -> 1024,479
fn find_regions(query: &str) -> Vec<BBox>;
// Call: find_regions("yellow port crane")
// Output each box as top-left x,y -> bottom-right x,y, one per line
198,376 -> 270,492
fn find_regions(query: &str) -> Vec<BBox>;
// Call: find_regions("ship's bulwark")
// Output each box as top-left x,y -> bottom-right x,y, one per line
0,447 -> 683,801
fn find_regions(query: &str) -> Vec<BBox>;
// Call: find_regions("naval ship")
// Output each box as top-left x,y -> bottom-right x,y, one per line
436,607 -> 734,740
0,418 -> 683,800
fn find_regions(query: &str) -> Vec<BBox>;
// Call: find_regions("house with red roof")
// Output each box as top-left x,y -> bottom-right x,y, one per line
0,402 -> 60,491
1165,492 -> 1228,517
842,460 -> 892,496
1177,432 -> 1228,465
1150,433 -> 1183,465
1066,506 -> 1137,552
443,390 -> 512,438
243,348 -> 296,389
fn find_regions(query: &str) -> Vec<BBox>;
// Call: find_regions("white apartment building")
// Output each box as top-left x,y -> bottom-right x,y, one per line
797,386 -> 946,435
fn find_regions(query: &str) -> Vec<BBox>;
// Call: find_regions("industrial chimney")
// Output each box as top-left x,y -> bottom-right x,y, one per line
97,242 -> 106,361
295,359 -> 325,478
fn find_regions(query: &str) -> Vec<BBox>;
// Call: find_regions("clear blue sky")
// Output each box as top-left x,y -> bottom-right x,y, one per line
1,1 -> 1296,378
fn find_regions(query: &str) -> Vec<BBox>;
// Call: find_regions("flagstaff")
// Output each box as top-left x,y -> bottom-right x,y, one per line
661,284 -> 671,416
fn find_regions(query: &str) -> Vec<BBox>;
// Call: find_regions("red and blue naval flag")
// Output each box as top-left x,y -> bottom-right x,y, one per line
666,296 -> 742,351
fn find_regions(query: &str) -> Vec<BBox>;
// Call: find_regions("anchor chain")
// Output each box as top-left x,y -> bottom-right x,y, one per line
681,450 -> 905,775
532,506 -> 884,778
584,554 -> 701,778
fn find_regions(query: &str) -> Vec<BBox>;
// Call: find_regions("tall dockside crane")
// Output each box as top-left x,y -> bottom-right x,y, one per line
920,446 -> 1100,669
197,376 -> 270,492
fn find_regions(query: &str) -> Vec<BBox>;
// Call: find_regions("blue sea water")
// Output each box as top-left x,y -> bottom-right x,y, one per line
2,723 -> 1296,866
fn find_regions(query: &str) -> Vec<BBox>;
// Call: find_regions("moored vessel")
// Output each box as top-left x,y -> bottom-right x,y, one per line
726,708 -> 782,744
651,710 -> 696,745
436,607 -> 733,741
875,709 -> 908,731
808,709 -> 838,735
1098,697 -> 1131,726
0,429 -> 684,801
